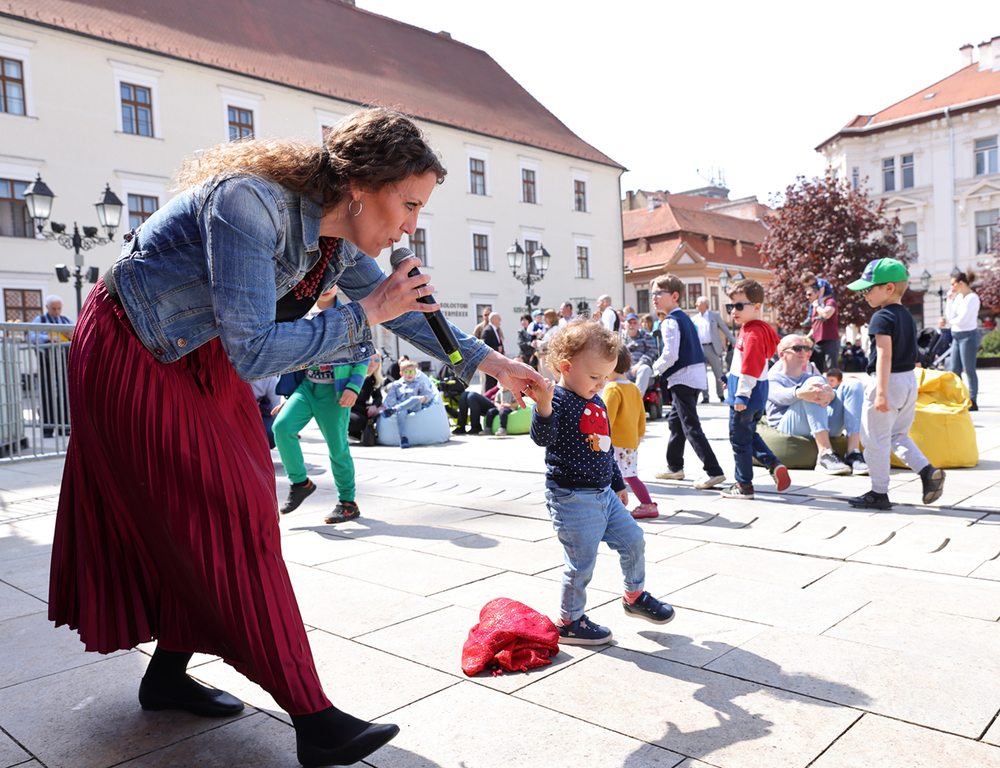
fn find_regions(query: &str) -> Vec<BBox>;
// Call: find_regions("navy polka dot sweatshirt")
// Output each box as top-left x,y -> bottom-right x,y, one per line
531,386 -> 625,492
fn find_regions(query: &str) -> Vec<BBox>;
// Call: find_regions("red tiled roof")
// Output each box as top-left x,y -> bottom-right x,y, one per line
622,202 -> 769,245
818,60 -> 1000,150
624,233 -> 766,272
6,0 -> 622,168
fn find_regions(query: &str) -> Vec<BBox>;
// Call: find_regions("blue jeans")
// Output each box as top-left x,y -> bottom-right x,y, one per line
777,377 -> 863,439
949,329 -> 980,401
392,396 -> 425,438
729,406 -> 779,487
545,486 -> 646,623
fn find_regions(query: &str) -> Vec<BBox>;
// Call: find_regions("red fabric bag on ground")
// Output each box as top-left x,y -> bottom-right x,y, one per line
461,597 -> 560,676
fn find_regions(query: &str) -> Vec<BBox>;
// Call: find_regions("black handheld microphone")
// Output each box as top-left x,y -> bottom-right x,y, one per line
389,247 -> 463,364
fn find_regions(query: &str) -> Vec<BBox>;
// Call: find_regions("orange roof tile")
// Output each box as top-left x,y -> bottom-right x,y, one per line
622,202 -> 768,246
818,60 -> 1000,150
6,0 -> 622,168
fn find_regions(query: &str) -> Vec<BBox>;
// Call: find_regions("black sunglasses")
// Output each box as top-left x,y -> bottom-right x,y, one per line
783,344 -> 813,353
860,283 -> 886,296
725,302 -> 753,312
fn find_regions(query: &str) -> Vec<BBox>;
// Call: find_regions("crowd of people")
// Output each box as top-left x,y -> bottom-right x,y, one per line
36,101 -> 986,768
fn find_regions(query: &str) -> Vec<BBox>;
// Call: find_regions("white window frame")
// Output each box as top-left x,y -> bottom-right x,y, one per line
0,155 -> 43,239
315,108 -> 346,142
110,59 -> 162,138
571,169 -> 590,212
519,158 -> 540,205
117,173 -> 168,230
466,145 -> 490,196
574,237 -> 592,279
901,221 -> 918,256
882,157 -> 895,192
407,215 -> 432,267
220,86 -> 262,142
975,208 -> 998,255
901,154 -> 915,189
0,33 -> 35,119
975,136 -> 999,177
469,223 -> 493,272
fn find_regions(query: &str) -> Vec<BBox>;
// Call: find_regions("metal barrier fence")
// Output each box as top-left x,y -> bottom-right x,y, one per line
0,321 -> 72,463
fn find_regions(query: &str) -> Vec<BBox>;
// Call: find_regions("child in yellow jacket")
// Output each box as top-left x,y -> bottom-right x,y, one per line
603,347 -> 657,518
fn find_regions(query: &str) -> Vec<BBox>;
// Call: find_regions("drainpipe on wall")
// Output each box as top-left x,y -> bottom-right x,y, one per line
944,106 -> 957,272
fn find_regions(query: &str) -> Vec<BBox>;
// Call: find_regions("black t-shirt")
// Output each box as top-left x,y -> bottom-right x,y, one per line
867,303 -> 917,374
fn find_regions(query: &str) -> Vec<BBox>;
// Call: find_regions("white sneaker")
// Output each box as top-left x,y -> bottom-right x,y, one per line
654,468 -> 684,480
817,450 -> 850,475
693,474 -> 726,490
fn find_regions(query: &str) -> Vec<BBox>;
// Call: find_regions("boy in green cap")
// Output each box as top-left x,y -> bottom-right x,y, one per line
847,258 -> 945,510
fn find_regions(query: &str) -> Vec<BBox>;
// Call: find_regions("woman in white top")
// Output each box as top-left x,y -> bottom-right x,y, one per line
939,269 -> 981,410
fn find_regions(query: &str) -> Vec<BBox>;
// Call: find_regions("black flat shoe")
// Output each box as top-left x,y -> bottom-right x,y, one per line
297,722 -> 400,767
138,680 -> 245,718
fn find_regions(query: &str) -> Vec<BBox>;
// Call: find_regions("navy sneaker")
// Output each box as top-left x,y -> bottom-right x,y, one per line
557,614 -> 612,645
848,490 -> 892,510
622,592 -> 676,625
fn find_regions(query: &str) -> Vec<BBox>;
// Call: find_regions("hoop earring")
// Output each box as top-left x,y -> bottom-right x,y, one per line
348,199 -> 363,217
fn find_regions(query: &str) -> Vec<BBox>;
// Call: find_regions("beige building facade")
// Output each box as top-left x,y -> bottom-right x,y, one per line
818,38 -> 1000,325
0,1 -> 624,365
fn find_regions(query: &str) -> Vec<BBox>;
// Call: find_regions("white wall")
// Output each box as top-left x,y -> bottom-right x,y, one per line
822,105 -> 1000,325
0,18 -> 624,367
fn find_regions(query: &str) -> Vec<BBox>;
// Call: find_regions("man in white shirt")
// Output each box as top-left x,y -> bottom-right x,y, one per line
558,302 -> 574,326
595,294 -> 620,332
692,296 -> 736,404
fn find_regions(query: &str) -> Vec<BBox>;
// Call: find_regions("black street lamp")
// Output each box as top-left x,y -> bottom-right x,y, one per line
506,240 -> 551,311
24,174 -> 124,316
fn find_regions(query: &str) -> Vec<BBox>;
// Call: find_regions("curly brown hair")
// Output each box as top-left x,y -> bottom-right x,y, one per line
547,318 -> 621,373
174,107 -> 447,211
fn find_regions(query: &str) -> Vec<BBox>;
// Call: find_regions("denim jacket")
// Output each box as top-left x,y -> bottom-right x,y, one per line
109,174 -> 489,382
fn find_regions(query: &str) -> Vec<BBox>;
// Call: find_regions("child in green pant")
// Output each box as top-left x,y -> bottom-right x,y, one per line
274,355 -> 369,523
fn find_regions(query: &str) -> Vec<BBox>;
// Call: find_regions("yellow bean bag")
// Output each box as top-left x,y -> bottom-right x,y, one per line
758,369 -> 977,470
889,369 -> 977,468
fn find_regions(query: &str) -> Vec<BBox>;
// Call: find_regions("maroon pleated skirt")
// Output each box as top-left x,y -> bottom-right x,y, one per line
49,281 -> 331,715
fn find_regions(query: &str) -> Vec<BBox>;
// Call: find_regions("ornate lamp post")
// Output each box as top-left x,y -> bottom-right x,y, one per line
24,174 -> 124,316
506,240 -> 551,312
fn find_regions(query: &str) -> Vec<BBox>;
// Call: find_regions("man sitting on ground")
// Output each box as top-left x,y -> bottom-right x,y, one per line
765,334 -> 868,476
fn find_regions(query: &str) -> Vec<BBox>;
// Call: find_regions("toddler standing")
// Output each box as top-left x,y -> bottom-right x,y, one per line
603,346 -> 658,518
847,258 -> 946,509
530,319 -> 675,645
722,278 -> 790,499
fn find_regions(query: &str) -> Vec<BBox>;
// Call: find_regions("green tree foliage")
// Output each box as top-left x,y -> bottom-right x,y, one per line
758,171 -> 911,330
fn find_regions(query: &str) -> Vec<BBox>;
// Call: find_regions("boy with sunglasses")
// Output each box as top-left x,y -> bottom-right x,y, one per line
847,258 -> 945,510
650,274 -> 727,490
722,279 -> 789,499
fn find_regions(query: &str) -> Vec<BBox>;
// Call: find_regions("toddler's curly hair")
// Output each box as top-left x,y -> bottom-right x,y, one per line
547,318 -> 621,374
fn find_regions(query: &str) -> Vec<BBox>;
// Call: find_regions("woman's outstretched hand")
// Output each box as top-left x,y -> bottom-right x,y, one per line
478,352 -> 547,408
357,255 -> 436,326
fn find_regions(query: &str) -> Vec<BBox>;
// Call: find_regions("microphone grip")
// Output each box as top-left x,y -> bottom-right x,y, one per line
406,267 -> 463,364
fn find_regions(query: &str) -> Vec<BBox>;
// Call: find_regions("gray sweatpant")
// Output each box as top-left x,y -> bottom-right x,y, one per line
860,371 -> 929,494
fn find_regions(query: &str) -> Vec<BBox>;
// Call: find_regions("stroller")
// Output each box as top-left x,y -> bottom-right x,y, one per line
433,362 -> 466,423
915,327 -> 951,370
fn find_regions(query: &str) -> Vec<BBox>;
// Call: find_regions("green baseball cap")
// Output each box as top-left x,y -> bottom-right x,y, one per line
847,258 -> 909,291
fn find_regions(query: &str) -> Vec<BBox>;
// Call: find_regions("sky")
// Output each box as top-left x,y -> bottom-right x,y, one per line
360,0 -> 997,204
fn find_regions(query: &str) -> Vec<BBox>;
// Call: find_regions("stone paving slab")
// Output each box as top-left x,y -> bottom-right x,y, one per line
370,680 -> 685,768
0,548 -> 49,601
0,727 -> 29,768
706,627 -> 1000,737
660,541 -> 843,588
516,645 -> 863,768
822,599 -> 1000,672
810,713 -> 1000,767
667,574 -> 869,634
315,545 -> 503,597
804,560 -> 1000,621
848,520 -> 1000,575
421,532 -> 564,574
0,652 -> 252,768
114,713 -> 301,768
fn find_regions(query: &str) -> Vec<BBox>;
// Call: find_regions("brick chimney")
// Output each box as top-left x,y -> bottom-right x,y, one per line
978,39 -> 994,72
959,43 -> 974,68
